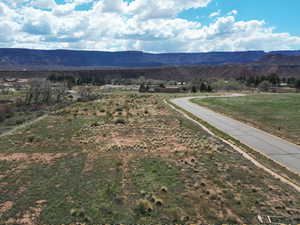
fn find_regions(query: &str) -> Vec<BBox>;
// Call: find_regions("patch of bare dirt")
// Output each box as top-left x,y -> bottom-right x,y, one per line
0,153 -> 66,164
156,136 -> 188,156
223,208 -> 244,224
6,202 -> 46,225
0,201 -> 13,213
110,132 -> 141,147
35,200 -> 46,204
120,152 -> 136,200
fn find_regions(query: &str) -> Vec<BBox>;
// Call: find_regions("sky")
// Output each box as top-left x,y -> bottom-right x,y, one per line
0,0 -> 300,52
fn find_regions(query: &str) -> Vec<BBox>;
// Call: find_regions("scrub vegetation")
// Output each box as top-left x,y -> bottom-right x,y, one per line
0,92 -> 299,224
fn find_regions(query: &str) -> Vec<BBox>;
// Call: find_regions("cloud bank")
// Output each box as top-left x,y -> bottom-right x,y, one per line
0,0 -> 300,52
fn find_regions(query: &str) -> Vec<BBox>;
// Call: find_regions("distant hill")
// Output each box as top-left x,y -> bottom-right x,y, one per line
257,53 -> 300,65
0,48 -> 268,68
1,48 -> 300,74
269,50 -> 300,56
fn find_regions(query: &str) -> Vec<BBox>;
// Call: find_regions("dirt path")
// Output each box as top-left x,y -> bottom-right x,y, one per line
0,115 -> 48,138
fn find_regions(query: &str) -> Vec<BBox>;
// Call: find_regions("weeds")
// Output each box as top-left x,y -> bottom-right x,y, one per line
0,92 -> 299,224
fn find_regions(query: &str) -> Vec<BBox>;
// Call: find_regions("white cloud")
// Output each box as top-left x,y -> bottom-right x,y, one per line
0,0 -> 299,52
179,16 -> 300,52
128,0 -> 212,20
101,0 -> 128,14
64,0 -> 94,5
228,10 -> 238,15
31,0 -> 57,9
209,10 -> 220,18
0,2 -> 17,19
53,3 -> 76,16
0,21 -> 18,42
0,3 -> 6,16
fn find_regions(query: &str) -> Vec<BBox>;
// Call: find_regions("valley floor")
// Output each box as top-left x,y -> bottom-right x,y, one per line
0,92 -> 299,224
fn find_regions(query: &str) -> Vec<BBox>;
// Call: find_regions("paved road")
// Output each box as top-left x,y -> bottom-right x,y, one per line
171,95 -> 300,174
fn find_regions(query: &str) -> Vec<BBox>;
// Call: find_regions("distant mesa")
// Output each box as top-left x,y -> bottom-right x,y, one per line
0,48 -> 300,70
256,53 -> 300,65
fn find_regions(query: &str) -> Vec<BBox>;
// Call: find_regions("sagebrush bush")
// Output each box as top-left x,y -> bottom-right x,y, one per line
160,186 -> 168,193
115,107 -> 123,112
115,118 -> 126,125
155,198 -> 164,206
135,199 -> 154,215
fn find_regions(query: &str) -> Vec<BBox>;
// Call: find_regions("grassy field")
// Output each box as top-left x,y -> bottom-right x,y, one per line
0,91 -> 25,101
192,93 -> 300,145
0,103 -> 73,136
0,92 -> 300,224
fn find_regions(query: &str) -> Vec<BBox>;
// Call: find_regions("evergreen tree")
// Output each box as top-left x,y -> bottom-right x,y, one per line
268,73 -> 280,86
200,82 -> 207,92
191,85 -> 197,93
139,83 -> 148,93
295,79 -> 300,90
207,85 -> 213,92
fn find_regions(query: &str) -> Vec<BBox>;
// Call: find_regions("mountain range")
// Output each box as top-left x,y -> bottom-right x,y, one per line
1,48 -> 300,69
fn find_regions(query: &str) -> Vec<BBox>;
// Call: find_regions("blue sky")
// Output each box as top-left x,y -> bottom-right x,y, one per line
0,0 -> 299,52
179,0 -> 300,36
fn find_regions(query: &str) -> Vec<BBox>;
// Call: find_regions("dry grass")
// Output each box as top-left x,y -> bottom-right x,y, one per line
0,92 -> 299,224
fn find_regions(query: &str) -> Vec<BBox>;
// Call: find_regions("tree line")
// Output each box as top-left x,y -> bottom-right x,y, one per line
237,73 -> 300,88
47,74 -> 106,87
47,73 -> 300,93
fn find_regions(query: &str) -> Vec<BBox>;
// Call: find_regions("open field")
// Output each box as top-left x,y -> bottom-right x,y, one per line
0,107 -> 44,136
0,102 -> 71,136
192,94 -> 300,145
0,93 -> 300,224
0,92 -> 24,101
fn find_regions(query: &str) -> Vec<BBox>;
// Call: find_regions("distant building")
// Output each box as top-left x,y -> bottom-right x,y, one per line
66,90 -> 78,94
177,82 -> 186,86
17,79 -> 29,83
279,82 -> 288,87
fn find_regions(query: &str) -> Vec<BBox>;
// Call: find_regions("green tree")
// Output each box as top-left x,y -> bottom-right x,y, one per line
200,82 -> 207,92
287,77 -> 296,85
191,85 -> 197,93
295,79 -> 300,90
212,80 -> 245,91
258,80 -> 272,92
207,85 -> 213,92
139,83 -> 148,93
159,83 -> 166,88
268,73 -> 280,86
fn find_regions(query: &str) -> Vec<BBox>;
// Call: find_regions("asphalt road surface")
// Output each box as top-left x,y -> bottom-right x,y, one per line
171,95 -> 300,174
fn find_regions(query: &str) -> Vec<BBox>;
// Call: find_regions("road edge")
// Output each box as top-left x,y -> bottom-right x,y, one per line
165,99 -> 300,193
190,97 -> 300,149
